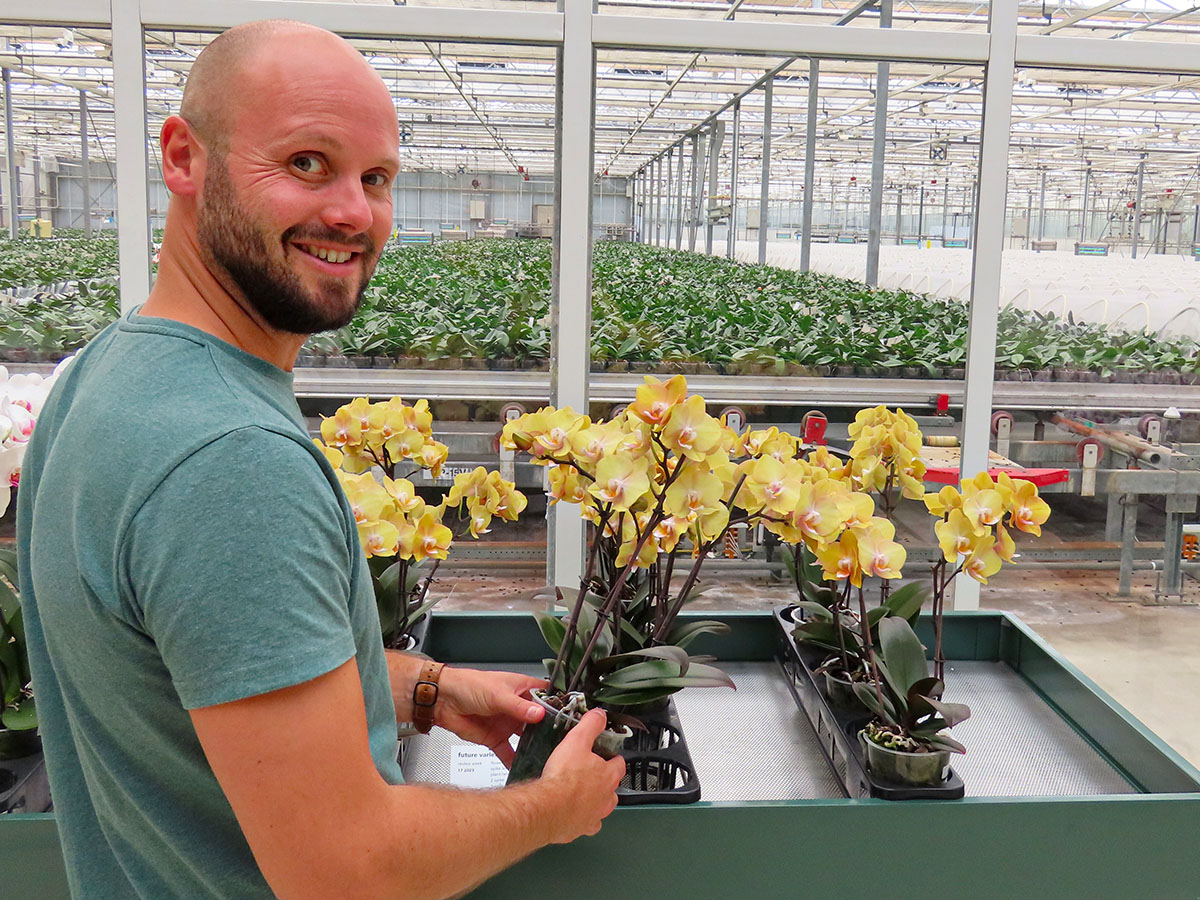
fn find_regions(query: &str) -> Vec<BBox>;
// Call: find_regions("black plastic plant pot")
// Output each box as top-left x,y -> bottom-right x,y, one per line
773,606 -> 965,801
0,750 -> 51,814
506,690 -> 630,786
0,727 -> 41,762
613,699 -> 701,806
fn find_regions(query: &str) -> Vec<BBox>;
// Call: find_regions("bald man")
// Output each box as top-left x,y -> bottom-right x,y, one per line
18,20 -> 623,900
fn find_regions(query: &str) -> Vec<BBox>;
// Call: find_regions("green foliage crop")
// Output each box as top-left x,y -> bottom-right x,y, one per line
0,235 -> 1196,376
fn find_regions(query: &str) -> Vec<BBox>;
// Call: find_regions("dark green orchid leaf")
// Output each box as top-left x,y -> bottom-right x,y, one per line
663,619 -> 729,650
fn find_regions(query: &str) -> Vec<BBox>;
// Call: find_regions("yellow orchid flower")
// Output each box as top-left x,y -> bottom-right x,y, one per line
548,464 -> 590,504
359,519 -> 399,557
383,476 -> 423,513
962,487 -> 1005,533
789,479 -> 852,544
923,485 -> 963,518
653,514 -> 692,554
313,439 -> 344,469
367,396 -> 407,441
665,465 -> 724,518
489,474 -> 527,521
532,408 -> 583,459
1009,480 -> 1051,536
418,440 -> 449,478
897,458 -> 927,501
935,508 -> 978,563
759,430 -> 798,462
661,395 -> 722,461
630,374 -> 688,425
568,421 -> 622,468
743,456 -> 806,516
615,513 -> 659,568
806,445 -> 845,475
467,508 -> 493,538
589,454 -> 651,511
695,503 -> 731,544
404,508 -> 453,562
993,469 -> 1017,510
994,521 -> 1016,562
320,405 -> 362,449
855,517 -> 906,581
815,530 -> 863,588
617,414 -> 655,458
339,472 -> 389,525
842,491 -> 876,529
964,542 -> 1003,583
737,426 -> 779,459
384,426 -> 425,463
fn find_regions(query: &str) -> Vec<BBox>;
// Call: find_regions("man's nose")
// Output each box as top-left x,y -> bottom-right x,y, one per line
319,174 -> 373,235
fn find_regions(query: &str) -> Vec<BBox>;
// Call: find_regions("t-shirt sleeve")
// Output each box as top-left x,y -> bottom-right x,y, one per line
123,426 -> 358,709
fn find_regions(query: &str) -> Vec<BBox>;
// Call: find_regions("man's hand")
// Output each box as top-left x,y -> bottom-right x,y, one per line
436,667 -> 548,766
540,709 -> 625,843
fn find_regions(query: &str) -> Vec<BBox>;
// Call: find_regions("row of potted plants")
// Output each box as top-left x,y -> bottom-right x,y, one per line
1,236 -> 1197,376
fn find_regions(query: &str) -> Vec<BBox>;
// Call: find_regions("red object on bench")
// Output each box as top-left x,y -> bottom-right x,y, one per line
924,466 -> 1069,487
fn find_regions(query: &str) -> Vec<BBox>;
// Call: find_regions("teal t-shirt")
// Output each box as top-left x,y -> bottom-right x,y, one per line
17,309 -> 403,899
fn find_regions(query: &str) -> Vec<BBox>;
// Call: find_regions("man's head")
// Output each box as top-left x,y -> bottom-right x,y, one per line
162,20 -> 399,334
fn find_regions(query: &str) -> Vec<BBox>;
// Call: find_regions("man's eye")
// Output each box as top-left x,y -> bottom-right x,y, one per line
363,172 -> 389,188
291,155 -> 326,175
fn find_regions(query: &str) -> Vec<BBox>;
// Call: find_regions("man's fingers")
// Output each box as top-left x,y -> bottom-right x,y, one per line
564,708 -> 607,749
490,738 -> 516,768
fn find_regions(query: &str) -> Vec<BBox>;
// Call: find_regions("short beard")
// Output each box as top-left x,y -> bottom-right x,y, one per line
195,154 -> 377,335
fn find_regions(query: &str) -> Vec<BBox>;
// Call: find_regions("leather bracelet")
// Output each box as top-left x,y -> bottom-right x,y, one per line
412,660 -> 445,735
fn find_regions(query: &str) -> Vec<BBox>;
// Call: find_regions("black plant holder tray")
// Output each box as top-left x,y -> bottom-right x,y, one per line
614,699 -> 701,806
773,606 -> 965,801
0,752 -> 52,814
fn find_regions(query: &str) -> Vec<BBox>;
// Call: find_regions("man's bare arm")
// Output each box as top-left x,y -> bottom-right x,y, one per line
190,658 -> 623,900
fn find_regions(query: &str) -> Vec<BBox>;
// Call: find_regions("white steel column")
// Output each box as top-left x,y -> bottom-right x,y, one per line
548,0 -> 594,588
727,101 -> 740,259
664,148 -> 673,247
674,142 -> 685,250
800,60 -> 818,271
80,91 -> 92,237
758,75 -> 772,265
704,120 -> 724,255
955,0 -> 1018,611
3,69 -> 17,238
657,157 -> 667,244
687,132 -> 703,251
113,0 -> 152,311
865,0 -> 892,285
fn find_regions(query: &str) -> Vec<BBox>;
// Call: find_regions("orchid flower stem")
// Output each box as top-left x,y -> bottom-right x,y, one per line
857,584 -> 888,717
835,575 -> 852,675
566,508 -> 665,695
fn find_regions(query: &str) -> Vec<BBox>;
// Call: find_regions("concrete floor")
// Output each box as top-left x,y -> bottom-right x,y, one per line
433,561 -> 1200,772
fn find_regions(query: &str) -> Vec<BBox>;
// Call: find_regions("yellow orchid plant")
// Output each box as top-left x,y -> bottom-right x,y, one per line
500,376 -> 926,714
316,396 -> 527,649
782,405 -> 1051,756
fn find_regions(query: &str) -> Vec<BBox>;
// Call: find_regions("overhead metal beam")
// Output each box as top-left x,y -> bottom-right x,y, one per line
705,120 -> 724,254
139,0 -> 565,44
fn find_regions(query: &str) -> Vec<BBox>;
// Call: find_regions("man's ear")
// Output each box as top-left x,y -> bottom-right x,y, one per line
161,115 -> 205,197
